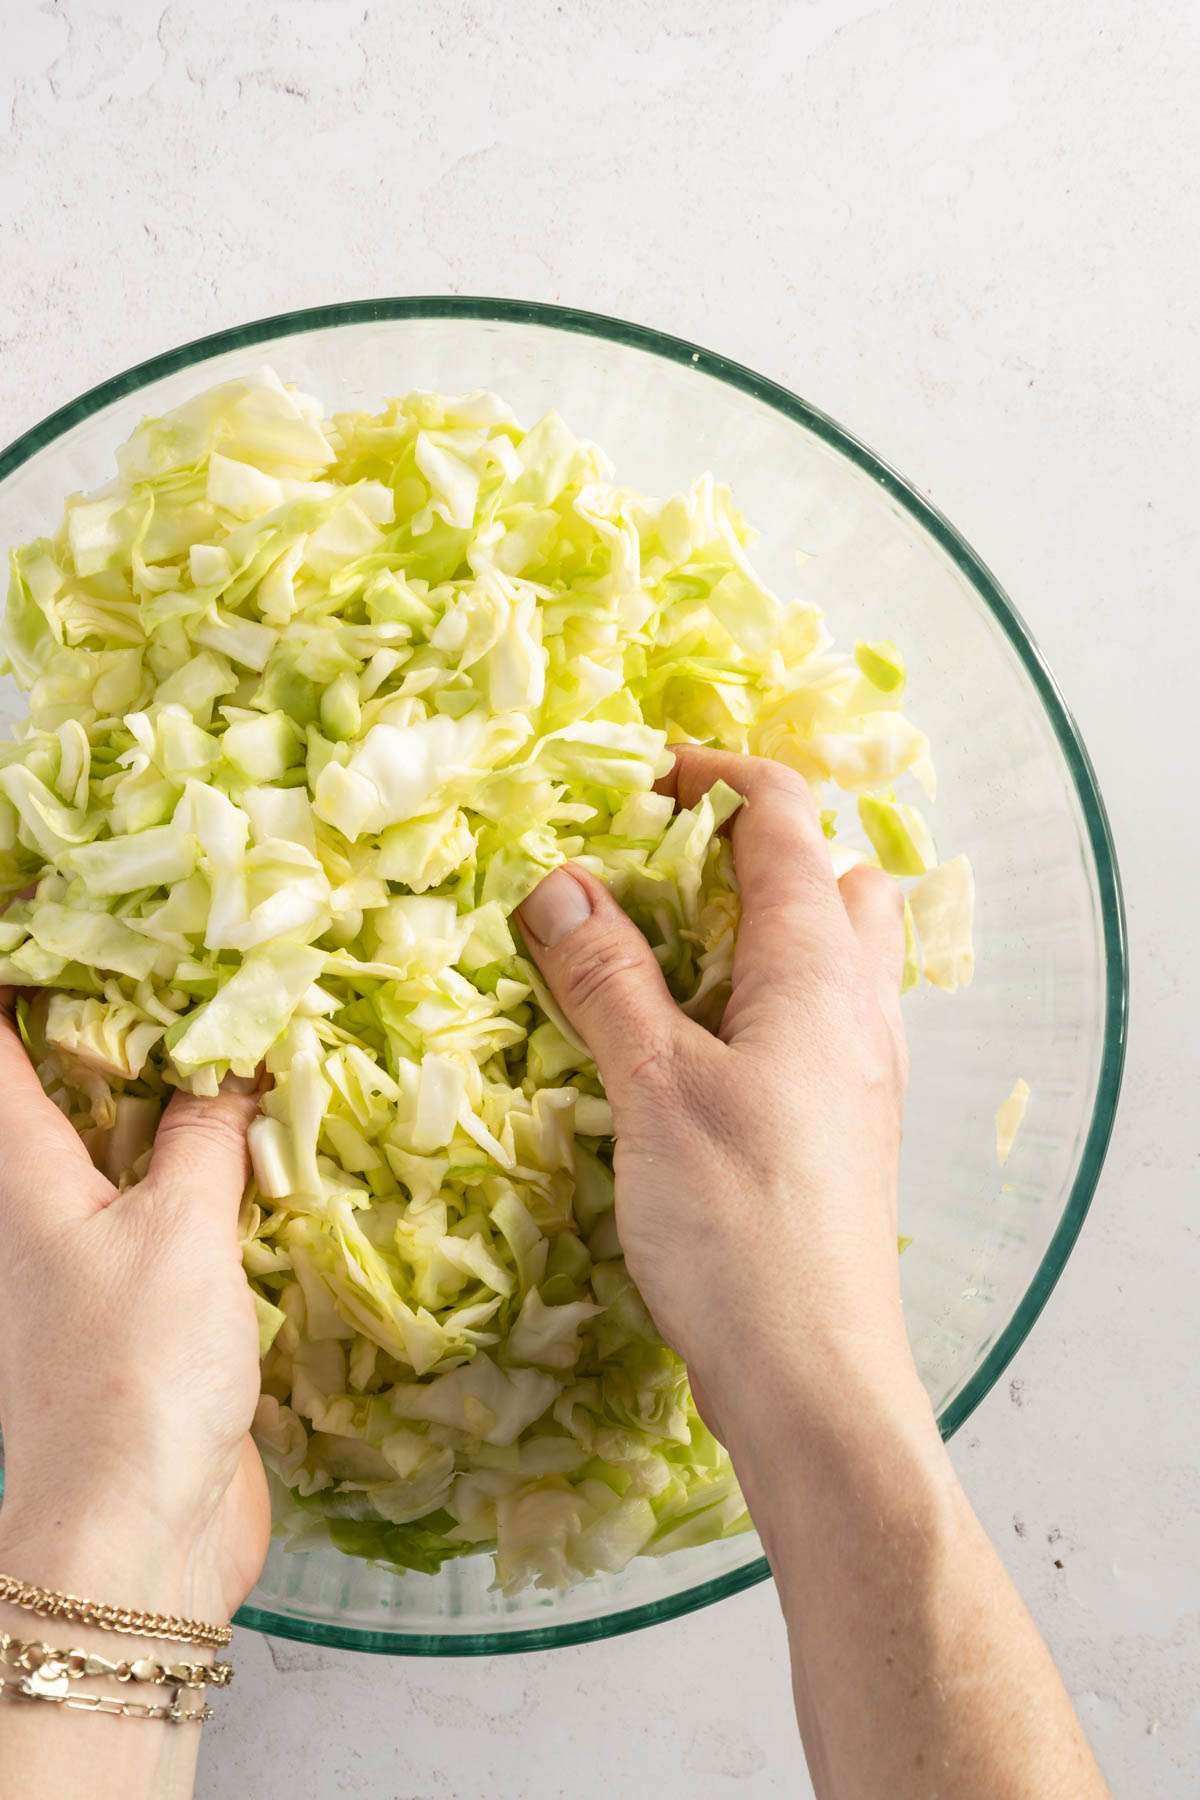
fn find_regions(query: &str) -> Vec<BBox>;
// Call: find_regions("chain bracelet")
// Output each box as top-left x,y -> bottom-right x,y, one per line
0,1672 -> 212,1724
0,1574 -> 231,1649
0,1630 -> 232,1690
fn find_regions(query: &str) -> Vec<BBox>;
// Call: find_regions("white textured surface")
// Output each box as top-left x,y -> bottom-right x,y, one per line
2,2 -> 1197,1794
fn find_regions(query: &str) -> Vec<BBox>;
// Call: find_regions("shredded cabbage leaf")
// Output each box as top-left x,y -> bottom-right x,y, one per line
0,371 -> 973,1594
995,1077 -> 1031,1168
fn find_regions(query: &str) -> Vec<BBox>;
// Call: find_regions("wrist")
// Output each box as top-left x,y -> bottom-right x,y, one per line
0,1510 -> 222,1796
715,1341 -> 953,1570
687,1267 -> 924,1437
0,1488 -> 230,1627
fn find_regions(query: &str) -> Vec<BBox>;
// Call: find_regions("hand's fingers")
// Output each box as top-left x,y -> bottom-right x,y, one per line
839,865 -> 908,1064
838,865 -> 905,992
0,989 -> 114,1223
660,745 -> 854,1043
144,1077 -> 260,1219
661,744 -> 844,916
517,865 -> 708,1107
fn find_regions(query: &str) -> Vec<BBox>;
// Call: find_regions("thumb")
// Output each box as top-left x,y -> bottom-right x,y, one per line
144,1075 -> 260,1212
517,865 -> 700,1106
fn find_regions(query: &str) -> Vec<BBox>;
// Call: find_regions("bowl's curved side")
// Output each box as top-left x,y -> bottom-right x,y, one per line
234,1553 -> 775,1658
0,298 -> 1128,1654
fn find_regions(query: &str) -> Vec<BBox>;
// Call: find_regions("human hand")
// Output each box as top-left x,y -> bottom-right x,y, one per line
518,761 -> 1109,1800
0,1001 -> 268,1624
517,744 -> 916,1445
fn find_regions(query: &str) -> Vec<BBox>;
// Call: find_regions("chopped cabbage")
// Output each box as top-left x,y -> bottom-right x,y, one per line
0,372 -> 972,1593
908,854 -> 975,991
995,1077 -> 1031,1168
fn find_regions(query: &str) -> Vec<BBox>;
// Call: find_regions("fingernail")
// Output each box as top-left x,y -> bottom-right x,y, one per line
519,867 -> 592,948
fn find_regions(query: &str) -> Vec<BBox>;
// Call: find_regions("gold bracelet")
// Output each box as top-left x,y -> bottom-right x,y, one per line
0,1671 -> 212,1723
0,1574 -> 232,1649
0,1630 -> 233,1690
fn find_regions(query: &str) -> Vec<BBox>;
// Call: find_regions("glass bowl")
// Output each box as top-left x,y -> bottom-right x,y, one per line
0,298 -> 1126,1655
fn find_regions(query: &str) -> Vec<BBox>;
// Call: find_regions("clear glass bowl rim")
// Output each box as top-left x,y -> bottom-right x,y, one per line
0,296 -> 1128,1657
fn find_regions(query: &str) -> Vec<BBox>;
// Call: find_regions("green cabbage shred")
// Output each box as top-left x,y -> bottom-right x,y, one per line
0,372 -> 972,1593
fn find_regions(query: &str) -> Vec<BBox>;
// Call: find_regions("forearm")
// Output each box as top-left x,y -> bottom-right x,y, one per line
0,1506 -> 219,1800
719,1346 -> 1109,1800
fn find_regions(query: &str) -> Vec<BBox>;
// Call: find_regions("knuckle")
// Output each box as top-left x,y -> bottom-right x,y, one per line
158,1103 -> 248,1164
842,861 -> 904,915
745,828 -> 837,904
558,927 -> 648,1016
744,893 -> 843,951
756,760 -> 812,803
746,759 -> 819,817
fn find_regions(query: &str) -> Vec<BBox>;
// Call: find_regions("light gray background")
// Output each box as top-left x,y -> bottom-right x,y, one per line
2,2 -> 1196,1794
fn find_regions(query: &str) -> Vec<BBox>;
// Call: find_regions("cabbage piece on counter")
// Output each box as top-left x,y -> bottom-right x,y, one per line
0,372 -> 972,1592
